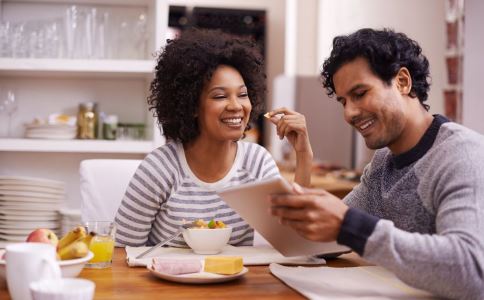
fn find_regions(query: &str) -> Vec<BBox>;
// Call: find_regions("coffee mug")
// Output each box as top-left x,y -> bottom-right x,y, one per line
6,243 -> 61,300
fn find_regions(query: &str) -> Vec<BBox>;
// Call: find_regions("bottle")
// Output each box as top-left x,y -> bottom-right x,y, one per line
77,102 -> 98,139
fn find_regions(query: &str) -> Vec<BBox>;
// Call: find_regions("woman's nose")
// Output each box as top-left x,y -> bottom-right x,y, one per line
226,96 -> 243,111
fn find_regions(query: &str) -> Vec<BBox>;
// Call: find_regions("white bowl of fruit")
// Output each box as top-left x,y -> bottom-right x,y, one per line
182,219 -> 232,255
0,226 -> 94,284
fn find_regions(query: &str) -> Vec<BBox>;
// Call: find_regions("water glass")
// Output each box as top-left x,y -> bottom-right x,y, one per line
84,221 -> 116,269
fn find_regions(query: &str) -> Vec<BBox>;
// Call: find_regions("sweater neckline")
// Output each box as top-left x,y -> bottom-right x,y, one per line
392,114 -> 449,169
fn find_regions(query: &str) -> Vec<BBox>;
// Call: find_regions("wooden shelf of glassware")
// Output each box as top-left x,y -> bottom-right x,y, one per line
0,0 -> 168,154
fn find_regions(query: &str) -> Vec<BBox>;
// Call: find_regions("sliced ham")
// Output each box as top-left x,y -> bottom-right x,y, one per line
151,258 -> 202,275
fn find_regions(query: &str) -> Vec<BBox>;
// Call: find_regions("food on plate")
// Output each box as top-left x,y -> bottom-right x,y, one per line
151,258 -> 202,275
58,232 -> 95,260
26,228 -> 59,247
192,219 -> 226,229
204,256 -> 243,275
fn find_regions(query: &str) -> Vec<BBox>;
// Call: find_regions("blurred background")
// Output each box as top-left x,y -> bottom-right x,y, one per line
0,0 -> 482,212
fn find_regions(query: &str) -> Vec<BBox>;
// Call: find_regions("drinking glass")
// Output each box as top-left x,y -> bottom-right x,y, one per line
84,221 -> 116,269
1,89 -> 17,137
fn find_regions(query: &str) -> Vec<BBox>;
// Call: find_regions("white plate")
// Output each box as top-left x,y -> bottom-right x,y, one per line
147,265 -> 248,284
0,204 -> 60,211
0,176 -> 64,188
0,228 -> 37,235
0,210 -> 58,217
0,221 -> 59,229
0,233 -> 28,242
0,185 -> 64,195
25,133 -> 76,140
0,196 -> 61,204
0,190 -> 64,200
25,124 -> 76,130
0,215 -> 58,221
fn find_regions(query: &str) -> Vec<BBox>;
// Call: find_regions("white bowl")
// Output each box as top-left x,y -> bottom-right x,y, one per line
182,227 -> 232,254
30,278 -> 95,300
0,249 -> 93,285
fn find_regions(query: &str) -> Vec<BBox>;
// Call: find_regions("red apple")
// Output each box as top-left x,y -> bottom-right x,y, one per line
26,228 -> 59,247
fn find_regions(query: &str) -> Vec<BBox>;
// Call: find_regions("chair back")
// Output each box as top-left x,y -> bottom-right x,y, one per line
79,159 -> 141,222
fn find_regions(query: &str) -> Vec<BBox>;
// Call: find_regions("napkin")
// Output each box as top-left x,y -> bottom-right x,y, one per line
269,263 -> 435,299
125,245 -> 326,267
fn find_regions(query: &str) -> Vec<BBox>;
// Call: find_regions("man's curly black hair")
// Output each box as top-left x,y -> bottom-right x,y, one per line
148,28 -> 266,144
321,28 -> 431,110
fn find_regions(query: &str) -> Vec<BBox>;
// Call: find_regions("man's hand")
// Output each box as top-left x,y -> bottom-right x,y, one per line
269,183 -> 349,242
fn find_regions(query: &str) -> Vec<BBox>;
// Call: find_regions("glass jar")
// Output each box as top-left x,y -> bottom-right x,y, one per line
77,102 -> 98,139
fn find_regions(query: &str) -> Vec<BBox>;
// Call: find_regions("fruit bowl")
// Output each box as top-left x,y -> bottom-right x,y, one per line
0,249 -> 93,284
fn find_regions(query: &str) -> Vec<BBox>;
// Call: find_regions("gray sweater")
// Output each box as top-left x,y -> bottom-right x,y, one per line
337,115 -> 484,299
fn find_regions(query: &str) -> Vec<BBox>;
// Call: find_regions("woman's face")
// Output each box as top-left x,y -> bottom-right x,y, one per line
197,65 -> 252,142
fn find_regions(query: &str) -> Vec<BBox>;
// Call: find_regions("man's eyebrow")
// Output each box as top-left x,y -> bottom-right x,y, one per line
348,84 -> 367,94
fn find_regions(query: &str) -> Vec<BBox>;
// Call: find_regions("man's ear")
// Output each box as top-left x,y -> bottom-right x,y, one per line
396,67 -> 412,95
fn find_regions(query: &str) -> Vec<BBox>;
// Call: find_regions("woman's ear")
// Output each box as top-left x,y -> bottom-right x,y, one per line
396,67 -> 412,95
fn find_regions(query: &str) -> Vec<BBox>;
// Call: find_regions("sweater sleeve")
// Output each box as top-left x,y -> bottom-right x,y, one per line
361,153 -> 484,299
114,150 -> 172,247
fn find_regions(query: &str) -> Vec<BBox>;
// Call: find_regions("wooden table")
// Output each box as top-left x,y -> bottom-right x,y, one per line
0,248 -> 369,299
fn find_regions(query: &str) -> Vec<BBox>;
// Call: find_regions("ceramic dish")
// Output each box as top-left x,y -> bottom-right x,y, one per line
147,264 -> 248,284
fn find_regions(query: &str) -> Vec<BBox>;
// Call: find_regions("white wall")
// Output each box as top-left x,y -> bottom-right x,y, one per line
463,0 -> 484,134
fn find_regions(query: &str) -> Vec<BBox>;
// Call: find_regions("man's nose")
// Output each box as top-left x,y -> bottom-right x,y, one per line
344,101 -> 360,123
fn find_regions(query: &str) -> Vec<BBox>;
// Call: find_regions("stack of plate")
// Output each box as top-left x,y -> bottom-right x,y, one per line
59,208 -> 82,236
0,176 -> 64,243
25,124 -> 77,140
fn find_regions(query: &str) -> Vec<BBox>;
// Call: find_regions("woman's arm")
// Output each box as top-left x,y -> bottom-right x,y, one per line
265,108 -> 313,187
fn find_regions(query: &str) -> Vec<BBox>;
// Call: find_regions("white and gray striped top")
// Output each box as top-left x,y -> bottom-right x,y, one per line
115,140 -> 280,247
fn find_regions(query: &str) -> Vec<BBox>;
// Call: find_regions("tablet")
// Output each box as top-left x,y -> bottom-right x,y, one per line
218,177 -> 350,257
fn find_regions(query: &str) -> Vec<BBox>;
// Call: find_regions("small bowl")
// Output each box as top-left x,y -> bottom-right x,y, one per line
0,249 -> 93,285
182,227 -> 232,254
30,278 -> 95,300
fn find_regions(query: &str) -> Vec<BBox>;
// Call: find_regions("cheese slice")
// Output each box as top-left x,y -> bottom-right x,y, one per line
204,256 -> 243,275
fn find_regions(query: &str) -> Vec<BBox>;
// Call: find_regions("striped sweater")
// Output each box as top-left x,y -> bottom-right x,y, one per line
115,141 -> 280,247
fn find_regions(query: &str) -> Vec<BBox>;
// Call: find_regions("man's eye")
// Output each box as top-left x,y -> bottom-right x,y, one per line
354,91 -> 366,99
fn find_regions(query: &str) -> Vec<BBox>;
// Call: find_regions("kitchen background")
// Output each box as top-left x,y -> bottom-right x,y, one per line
0,0 -> 482,241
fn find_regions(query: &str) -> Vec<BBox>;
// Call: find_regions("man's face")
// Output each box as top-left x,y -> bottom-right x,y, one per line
333,57 -> 407,150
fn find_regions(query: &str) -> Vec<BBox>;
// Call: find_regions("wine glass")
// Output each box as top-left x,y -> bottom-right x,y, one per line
2,89 -> 18,137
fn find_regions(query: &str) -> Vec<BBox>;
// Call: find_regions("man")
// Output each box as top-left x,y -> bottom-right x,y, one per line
269,28 -> 484,299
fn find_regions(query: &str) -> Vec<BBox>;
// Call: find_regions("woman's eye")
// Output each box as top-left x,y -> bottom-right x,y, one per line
239,93 -> 248,98
213,95 -> 226,99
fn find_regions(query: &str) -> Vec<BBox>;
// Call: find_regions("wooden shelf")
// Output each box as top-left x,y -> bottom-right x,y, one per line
0,58 -> 155,79
0,138 -> 157,154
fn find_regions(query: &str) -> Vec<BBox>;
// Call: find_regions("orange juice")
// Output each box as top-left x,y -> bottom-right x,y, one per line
89,235 -> 115,263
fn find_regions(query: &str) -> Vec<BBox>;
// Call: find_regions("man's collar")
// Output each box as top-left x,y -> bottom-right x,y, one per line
391,114 -> 450,169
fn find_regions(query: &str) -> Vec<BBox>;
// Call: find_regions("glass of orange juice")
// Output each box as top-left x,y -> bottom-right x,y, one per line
84,221 -> 116,269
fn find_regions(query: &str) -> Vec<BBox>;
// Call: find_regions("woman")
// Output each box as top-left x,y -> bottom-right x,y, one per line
115,29 -> 312,248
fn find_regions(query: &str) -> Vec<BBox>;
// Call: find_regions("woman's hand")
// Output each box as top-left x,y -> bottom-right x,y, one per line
266,107 -> 313,187
266,107 -> 313,155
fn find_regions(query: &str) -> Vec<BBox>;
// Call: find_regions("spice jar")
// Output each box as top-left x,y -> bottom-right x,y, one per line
103,115 -> 118,140
77,102 -> 98,139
